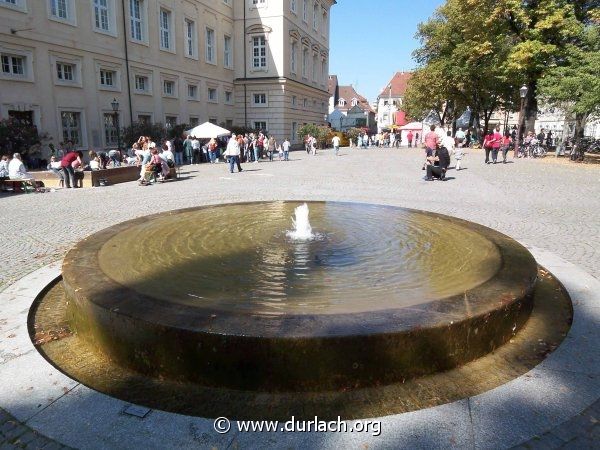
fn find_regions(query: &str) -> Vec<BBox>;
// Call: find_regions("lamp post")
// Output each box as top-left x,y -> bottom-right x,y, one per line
514,85 -> 528,158
387,84 -> 393,129
110,98 -> 121,152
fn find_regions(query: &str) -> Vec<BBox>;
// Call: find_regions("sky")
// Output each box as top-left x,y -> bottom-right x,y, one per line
329,0 -> 444,103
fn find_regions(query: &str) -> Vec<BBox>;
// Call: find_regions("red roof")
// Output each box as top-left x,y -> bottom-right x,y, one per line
337,85 -> 374,113
380,72 -> 412,97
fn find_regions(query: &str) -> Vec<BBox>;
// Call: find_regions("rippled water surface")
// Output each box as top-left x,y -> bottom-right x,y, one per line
98,202 -> 501,315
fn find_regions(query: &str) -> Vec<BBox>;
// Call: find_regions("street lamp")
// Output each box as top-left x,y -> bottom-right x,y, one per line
110,98 -> 121,152
514,85 -> 528,158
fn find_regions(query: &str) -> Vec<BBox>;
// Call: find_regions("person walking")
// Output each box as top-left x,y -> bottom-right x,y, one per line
267,136 -> 276,161
192,137 -> 202,164
224,134 -> 242,173
454,141 -> 464,170
183,135 -> 193,164
282,138 -> 291,161
483,130 -> 494,164
500,131 -> 512,164
310,135 -> 317,155
252,135 -> 260,163
442,131 -> 455,162
208,138 -> 218,163
491,126 -> 502,164
332,134 -> 341,156
407,131 -> 414,148
173,135 -> 184,166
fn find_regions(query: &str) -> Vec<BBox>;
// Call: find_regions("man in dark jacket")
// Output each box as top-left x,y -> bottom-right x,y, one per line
425,146 -> 450,181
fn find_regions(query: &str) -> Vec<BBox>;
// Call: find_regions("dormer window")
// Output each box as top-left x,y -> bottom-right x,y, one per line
351,98 -> 358,107
338,98 -> 346,106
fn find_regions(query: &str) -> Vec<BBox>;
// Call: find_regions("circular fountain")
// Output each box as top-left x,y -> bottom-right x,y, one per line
60,202 -> 538,392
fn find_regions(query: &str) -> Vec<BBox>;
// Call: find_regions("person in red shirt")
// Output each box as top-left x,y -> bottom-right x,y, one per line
491,126 -> 503,164
424,125 -> 439,157
60,150 -> 82,188
407,131 -> 414,147
500,131 -> 513,164
482,131 -> 494,164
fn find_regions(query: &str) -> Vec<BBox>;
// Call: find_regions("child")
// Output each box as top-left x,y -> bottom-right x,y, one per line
453,143 -> 464,170
277,144 -> 283,161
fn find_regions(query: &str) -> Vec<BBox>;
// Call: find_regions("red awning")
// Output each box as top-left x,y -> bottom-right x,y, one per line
394,111 -> 408,126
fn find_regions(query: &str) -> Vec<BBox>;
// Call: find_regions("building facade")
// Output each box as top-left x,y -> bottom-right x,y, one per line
375,71 -> 411,132
326,77 -> 375,131
0,0 -> 334,158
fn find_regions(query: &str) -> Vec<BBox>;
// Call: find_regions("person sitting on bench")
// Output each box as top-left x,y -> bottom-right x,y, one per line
8,153 -> 44,190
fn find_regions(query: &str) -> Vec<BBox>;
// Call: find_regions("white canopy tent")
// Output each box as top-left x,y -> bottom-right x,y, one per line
400,122 -> 423,131
185,122 -> 231,139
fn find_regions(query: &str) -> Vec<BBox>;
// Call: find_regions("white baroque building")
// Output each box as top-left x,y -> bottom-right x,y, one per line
0,0 -> 334,157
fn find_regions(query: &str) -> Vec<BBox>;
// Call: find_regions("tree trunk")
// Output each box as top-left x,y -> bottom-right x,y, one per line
523,80 -> 538,133
574,112 -> 587,144
483,109 -> 493,138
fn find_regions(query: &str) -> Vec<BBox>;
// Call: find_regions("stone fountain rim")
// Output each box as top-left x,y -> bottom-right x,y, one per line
61,201 -> 538,338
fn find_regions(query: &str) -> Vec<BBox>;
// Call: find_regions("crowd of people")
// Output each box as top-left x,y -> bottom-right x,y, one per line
1,122 -> 564,192
419,123 -> 527,181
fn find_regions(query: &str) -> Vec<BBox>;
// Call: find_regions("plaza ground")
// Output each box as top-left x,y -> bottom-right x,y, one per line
0,146 -> 598,448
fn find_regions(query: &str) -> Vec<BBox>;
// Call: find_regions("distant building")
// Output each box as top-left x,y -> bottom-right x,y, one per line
376,72 -> 412,132
326,77 -> 375,131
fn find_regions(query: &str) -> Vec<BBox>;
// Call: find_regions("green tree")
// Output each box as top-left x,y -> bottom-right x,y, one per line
404,0 -> 517,136
121,122 -> 166,148
492,0 -> 583,130
0,118 -> 40,156
297,124 -> 331,148
405,0 -> 586,136
538,15 -> 600,141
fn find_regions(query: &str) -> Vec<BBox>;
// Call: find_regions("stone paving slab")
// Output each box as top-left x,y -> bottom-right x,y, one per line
27,385 -> 235,450
0,350 -> 79,424
470,367 -> 598,449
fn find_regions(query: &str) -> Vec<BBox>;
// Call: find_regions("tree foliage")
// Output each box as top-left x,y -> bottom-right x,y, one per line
404,0 -> 594,136
297,124 -> 331,147
0,118 -> 40,156
538,12 -> 600,138
121,122 -> 167,147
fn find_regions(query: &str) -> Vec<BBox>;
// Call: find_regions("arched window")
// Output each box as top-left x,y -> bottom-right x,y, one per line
351,98 -> 358,107
338,98 -> 346,106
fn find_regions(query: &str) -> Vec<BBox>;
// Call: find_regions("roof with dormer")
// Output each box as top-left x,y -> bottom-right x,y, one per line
379,72 -> 413,98
336,85 -> 374,114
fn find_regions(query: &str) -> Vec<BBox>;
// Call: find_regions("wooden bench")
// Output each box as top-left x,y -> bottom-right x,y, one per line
1,179 -> 27,193
1,178 -> 45,193
32,166 -> 142,188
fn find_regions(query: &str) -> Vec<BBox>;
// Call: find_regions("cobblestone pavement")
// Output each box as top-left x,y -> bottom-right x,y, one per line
1,147 -> 598,448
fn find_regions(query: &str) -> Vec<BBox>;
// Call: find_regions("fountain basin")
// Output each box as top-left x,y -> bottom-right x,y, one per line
63,202 -> 537,391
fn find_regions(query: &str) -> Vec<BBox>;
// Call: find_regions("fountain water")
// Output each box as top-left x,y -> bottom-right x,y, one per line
287,203 -> 314,240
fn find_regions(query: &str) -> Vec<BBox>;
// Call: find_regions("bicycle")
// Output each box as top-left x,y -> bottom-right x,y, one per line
531,144 -> 547,158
